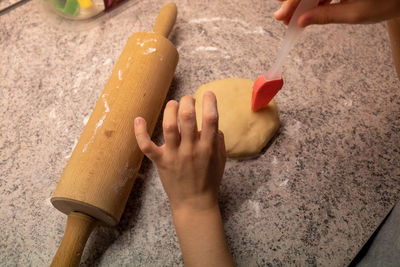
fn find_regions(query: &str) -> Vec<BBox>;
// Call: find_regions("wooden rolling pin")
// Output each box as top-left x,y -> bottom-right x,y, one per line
50,3 -> 179,266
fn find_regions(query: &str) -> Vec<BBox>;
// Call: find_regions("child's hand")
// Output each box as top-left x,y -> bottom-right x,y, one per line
274,0 -> 400,27
134,91 -> 226,214
135,92 -> 234,267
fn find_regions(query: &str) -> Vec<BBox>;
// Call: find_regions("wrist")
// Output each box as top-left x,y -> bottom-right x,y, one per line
172,202 -> 221,225
169,193 -> 220,216
171,204 -> 234,267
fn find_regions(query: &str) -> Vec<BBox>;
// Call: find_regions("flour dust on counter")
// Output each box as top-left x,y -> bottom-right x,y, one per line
194,78 -> 280,158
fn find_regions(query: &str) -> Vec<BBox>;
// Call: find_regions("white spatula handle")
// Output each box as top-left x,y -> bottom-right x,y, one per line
265,0 -> 319,80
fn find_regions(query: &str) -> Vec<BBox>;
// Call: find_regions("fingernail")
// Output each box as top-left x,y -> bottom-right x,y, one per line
134,117 -> 141,126
203,91 -> 214,98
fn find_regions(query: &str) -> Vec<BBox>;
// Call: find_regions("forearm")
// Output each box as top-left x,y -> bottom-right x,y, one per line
387,17 -> 400,79
172,206 -> 234,267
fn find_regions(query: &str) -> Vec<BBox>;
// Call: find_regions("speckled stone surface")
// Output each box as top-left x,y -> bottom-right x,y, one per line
1,0 -> 399,266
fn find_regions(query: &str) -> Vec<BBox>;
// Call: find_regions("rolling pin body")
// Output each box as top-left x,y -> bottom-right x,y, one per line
52,29 -> 178,225
50,3 -> 178,266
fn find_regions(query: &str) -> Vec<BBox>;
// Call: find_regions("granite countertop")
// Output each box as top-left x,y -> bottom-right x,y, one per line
1,0 -> 399,266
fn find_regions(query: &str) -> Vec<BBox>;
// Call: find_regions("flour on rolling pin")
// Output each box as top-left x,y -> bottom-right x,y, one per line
82,94 -> 110,153
112,164 -> 140,194
81,38 -> 165,153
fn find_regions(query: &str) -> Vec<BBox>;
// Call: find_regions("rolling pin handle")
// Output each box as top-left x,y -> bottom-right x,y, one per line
51,212 -> 96,267
153,2 -> 177,38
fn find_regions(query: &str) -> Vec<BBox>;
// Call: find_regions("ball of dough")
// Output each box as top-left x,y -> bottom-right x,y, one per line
194,78 -> 280,158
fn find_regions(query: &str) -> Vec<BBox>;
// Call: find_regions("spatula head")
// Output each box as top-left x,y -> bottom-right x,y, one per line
251,74 -> 283,111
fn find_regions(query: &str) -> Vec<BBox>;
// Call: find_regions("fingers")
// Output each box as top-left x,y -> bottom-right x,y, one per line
200,91 -> 219,145
178,96 -> 198,146
298,2 -> 364,27
275,0 -> 338,27
274,0 -> 301,25
163,100 -> 180,149
134,117 -> 161,162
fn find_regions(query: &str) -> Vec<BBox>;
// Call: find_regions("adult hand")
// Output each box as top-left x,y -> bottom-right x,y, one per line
274,0 -> 400,27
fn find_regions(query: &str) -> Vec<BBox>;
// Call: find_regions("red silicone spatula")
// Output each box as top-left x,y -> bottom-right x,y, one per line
251,0 -> 319,111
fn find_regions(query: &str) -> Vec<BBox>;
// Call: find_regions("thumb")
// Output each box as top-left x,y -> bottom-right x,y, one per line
134,117 -> 162,162
298,2 -> 362,27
